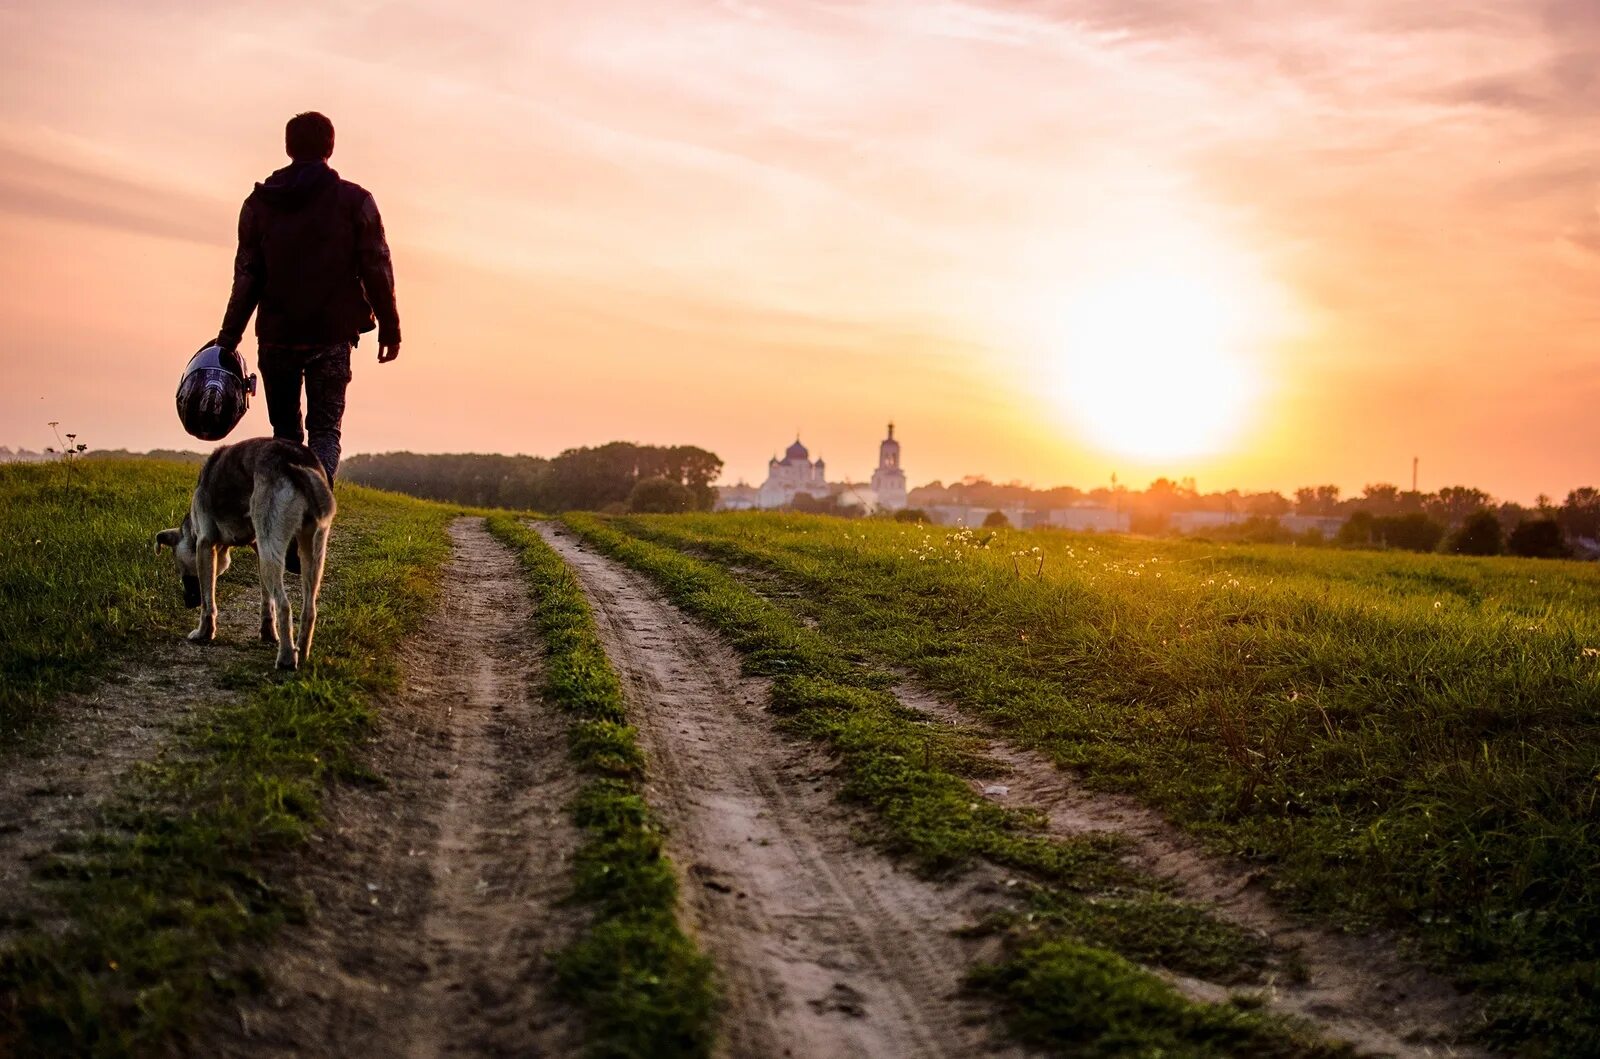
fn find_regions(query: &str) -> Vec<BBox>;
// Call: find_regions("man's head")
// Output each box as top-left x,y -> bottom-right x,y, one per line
285,112 -> 335,162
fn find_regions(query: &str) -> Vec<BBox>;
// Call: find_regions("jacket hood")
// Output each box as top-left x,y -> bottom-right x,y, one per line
253,160 -> 338,209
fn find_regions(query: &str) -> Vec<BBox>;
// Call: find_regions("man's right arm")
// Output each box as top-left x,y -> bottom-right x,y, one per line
216,198 -> 261,350
356,193 -> 400,360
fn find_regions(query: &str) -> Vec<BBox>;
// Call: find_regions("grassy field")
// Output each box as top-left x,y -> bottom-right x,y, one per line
0,460 -> 197,747
599,512 -> 1600,1056
0,463 -> 456,1056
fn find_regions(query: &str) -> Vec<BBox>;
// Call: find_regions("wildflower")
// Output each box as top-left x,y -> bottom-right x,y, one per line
1582,647 -> 1600,658
1433,601 -> 1443,610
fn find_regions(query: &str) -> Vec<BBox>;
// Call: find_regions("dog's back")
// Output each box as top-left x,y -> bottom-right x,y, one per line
196,438 -> 335,533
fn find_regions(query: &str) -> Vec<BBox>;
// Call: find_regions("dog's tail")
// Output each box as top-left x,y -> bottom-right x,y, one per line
288,462 -> 337,523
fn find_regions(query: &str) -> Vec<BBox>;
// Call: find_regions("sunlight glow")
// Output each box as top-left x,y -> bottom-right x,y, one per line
1039,262 -> 1271,462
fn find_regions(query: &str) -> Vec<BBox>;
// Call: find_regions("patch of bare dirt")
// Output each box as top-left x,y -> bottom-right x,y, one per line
897,686 -> 1491,1058
201,518 -> 584,1059
0,582 -> 263,943
539,523 -> 1031,1059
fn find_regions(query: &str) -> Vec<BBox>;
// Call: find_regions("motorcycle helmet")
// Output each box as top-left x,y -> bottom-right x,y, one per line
176,342 -> 256,441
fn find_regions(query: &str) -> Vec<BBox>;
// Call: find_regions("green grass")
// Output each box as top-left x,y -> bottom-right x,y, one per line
561,512 -> 1349,1057
485,515 -> 716,1059
612,511 -> 1600,1056
0,475 -> 455,1058
0,460 -> 198,747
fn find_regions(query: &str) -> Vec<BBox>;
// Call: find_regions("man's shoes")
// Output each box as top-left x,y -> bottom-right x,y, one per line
285,547 -> 301,575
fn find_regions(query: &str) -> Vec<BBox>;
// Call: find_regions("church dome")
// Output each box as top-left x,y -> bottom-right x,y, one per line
785,439 -> 809,462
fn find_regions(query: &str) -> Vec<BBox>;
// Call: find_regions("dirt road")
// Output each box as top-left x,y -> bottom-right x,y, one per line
539,522 -> 1029,1059
207,519 -> 583,1058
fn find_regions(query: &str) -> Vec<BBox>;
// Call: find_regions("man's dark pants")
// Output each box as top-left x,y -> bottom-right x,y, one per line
258,341 -> 352,480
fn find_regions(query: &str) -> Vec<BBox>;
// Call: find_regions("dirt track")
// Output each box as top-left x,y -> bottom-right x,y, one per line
539,522 -> 1029,1059
206,519 -> 583,1058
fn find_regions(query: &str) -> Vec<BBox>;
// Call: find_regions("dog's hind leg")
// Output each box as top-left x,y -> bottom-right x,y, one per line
188,541 -> 219,643
259,587 -> 278,644
256,537 -> 297,669
294,523 -> 329,664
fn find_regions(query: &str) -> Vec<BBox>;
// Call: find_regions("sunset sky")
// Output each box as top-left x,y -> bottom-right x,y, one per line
1,1 -> 1595,501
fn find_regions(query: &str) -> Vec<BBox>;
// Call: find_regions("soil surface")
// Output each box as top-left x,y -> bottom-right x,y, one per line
540,522 -> 1030,1059
203,518 -> 584,1058
898,686 -> 1491,1059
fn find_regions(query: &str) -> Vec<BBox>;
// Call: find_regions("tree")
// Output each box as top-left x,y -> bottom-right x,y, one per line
982,510 -> 1010,528
1429,486 -> 1493,527
1559,487 -> 1600,541
1360,483 -> 1401,514
1449,510 -> 1502,555
628,476 -> 695,513
1294,485 -> 1341,516
1507,519 -> 1571,559
1245,491 -> 1291,517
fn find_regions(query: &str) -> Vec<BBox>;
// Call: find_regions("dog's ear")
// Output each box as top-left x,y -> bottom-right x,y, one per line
154,528 -> 181,555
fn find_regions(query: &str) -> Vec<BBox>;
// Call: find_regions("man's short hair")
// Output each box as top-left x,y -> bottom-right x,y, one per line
285,112 -> 335,161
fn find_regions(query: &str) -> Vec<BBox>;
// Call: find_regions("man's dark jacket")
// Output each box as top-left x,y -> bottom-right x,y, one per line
218,160 -> 399,349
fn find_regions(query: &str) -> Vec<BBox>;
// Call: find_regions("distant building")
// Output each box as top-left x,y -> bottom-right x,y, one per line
758,439 -> 829,509
1047,507 -> 1130,532
734,425 -> 910,512
1169,511 -> 1240,534
716,482 -> 759,511
869,423 -> 907,512
1280,514 -> 1346,539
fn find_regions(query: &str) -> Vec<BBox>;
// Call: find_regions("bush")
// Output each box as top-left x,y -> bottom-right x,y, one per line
1507,518 -> 1571,559
628,476 -> 695,514
983,510 -> 1011,528
1337,511 -> 1375,547
1337,511 -> 1446,553
1450,510 -> 1503,556
892,508 -> 928,523
1377,513 -> 1446,552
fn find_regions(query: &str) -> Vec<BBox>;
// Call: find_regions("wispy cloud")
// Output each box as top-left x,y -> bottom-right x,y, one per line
0,0 -> 1594,497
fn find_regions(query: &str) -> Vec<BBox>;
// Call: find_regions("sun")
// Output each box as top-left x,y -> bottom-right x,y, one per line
1039,265 -> 1266,462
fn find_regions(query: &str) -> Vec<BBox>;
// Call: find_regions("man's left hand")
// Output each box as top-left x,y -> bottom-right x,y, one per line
378,342 -> 400,363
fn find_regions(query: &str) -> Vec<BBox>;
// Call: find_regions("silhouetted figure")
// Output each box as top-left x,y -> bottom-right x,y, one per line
215,111 -> 400,483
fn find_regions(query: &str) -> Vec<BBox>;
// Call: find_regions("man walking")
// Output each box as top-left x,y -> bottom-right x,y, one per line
216,111 -> 400,488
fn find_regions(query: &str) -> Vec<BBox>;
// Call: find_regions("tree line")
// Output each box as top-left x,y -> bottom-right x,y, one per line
905,475 -> 1599,559
339,442 -> 722,513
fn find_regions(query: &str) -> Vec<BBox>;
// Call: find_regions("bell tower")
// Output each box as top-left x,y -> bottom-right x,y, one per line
870,422 -> 907,511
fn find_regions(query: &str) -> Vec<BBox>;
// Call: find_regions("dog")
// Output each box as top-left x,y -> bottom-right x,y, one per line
155,437 -> 335,670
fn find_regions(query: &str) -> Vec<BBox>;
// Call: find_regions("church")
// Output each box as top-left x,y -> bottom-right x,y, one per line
737,424 -> 907,512
869,423 -> 907,511
757,438 -> 829,509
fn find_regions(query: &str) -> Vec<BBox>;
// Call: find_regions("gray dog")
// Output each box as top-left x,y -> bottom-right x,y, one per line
156,438 -> 335,670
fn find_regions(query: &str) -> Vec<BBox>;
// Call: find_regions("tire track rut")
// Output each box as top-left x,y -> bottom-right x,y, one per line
540,523 -> 1028,1059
